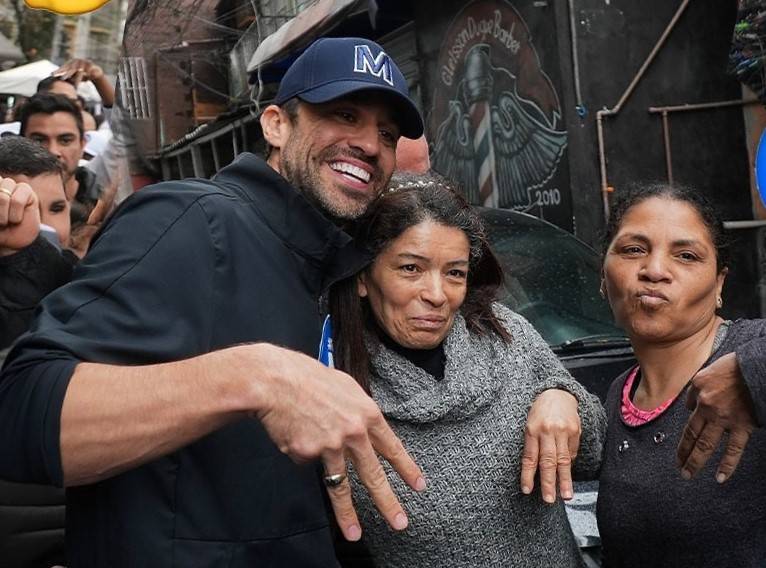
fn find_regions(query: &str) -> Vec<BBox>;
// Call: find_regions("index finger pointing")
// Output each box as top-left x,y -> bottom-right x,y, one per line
349,440 -> 409,532
520,429 -> 539,495
538,433 -> 558,504
679,423 -> 725,479
715,428 -> 751,483
369,419 -> 425,493
556,431 -> 574,500
676,409 -> 705,468
322,453 -> 362,542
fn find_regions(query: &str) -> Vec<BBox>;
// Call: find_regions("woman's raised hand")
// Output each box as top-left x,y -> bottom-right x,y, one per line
678,353 -> 757,483
520,389 -> 581,503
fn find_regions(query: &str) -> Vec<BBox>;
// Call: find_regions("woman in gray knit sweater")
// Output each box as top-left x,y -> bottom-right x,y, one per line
597,182 -> 766,567
328,174 -> 605,567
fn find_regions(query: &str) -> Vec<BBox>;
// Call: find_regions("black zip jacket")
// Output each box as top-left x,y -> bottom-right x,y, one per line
0,235 -> 77,349
0,237 -> 77,566
0,154 -> 369,567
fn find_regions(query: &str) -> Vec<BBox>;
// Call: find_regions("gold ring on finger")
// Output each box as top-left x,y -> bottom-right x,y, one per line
323,473 -> 347,488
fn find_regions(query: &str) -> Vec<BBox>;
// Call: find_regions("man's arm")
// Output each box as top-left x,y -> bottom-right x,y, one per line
1,186 -> 423,542
53,59 -> 115,108
60,342 -> 421,540
512,310 -> 606,503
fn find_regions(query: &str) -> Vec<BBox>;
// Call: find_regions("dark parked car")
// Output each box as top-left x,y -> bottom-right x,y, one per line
481,207 -> 636,566
481,207 -> 635,400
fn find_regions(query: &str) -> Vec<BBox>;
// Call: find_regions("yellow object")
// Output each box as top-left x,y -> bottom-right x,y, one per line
24,0 -> 111,15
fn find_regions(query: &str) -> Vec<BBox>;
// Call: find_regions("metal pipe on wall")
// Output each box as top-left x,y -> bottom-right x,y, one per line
649,97 -> 760,186
649,98 -> 760,114
568,0 -> 584,115
595,0 -> 691,221
661,111 -> 673,185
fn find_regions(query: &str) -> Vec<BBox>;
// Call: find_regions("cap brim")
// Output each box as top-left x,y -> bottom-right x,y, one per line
296,80 -> 424,139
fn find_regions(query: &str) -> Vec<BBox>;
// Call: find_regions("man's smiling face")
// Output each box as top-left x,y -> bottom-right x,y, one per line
278,92 -> 400,221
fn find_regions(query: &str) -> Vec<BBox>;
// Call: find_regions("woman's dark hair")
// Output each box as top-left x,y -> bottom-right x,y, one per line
603,182 -> 730,272
329,172 -> 510,391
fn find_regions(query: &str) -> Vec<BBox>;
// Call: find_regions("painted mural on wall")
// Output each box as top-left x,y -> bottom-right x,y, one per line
430,0 -> 567,212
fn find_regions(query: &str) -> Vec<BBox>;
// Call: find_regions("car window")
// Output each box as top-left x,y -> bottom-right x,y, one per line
481,208 -> 625,347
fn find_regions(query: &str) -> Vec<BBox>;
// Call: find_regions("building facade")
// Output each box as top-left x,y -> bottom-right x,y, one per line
123,0 -> 766,319
53,0 -> 129,74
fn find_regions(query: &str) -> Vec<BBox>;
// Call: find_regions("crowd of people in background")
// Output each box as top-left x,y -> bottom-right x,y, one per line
0,57 -> 128,354
0,59 -> 131,567
0,37 -> 763,568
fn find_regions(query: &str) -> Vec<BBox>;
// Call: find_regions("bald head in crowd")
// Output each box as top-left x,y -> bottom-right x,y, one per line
395,134 -> 430,174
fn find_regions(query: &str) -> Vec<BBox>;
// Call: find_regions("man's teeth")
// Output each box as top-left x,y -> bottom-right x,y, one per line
330,162 -> 371,183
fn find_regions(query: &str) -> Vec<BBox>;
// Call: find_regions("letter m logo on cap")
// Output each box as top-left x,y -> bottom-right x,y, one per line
353,45 -> 394,86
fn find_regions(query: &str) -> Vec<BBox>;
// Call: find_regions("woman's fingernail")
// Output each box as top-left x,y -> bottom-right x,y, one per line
544,493 -> 555,503
346,524 -> 362,541
394,512 -> 408,530
521,485 -> 531,494
681,469 -> 691,480
716,473 -> 726,484
563,489 -> 573,500
415,477 -> 426,491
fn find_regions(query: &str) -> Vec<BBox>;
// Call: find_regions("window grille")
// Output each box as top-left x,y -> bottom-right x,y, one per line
118,56 -> 152,119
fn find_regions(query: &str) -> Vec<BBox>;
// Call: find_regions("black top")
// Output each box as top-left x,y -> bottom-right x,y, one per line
71,166 -> 102,226
0,154 -> 369,567
0,237 -> 75,566
598,318 -> 766,568
0,479 -> 65,568
0,236 -> 77,349
379,331 -> 446,380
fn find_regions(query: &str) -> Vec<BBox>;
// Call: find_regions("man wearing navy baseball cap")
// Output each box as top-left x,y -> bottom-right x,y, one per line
0,37 -> 425,567
261,37 -> 423,222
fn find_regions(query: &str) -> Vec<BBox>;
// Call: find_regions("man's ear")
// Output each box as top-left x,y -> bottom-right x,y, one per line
260,104 -> 291,151
357,272 -> 368,298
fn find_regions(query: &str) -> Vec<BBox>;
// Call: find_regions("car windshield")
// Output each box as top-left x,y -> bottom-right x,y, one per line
481,208 -> 626,349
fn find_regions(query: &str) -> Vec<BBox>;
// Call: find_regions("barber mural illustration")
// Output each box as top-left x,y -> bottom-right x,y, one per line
431,0 -> 568,217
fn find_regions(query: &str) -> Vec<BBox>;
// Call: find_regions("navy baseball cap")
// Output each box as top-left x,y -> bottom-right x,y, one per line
274,37 -> 424,139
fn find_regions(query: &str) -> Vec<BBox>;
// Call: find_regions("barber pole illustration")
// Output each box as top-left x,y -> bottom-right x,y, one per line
466,47 -> 499,208
470,99 -> 499,207
431,1 -> 569,214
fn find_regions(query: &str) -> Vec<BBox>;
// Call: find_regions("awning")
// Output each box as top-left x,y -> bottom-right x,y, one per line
0,59 -> 102,100
247,0 -> 370,77
0,59 -> 58,96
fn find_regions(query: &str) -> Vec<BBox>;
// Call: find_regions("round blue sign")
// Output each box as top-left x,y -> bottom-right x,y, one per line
756,127 -> 766,208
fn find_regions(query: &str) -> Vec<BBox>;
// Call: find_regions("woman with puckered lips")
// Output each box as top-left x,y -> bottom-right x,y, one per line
597,182 -> 766,568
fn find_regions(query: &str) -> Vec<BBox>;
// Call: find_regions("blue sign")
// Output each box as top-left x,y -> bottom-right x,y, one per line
317,315 -> 335,368
756,128 -> 766,208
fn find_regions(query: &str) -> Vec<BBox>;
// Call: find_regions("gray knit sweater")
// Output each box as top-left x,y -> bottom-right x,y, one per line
350,304 -> 606,568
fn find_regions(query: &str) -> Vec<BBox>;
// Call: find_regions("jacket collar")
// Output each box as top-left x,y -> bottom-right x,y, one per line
213,153 -> 372,290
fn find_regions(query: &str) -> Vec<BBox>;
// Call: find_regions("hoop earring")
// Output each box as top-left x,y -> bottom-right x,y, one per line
716,297 -> 723,309
599,280 -> 606,299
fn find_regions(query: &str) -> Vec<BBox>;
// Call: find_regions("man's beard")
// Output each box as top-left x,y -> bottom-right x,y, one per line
280,143 -> 384,223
